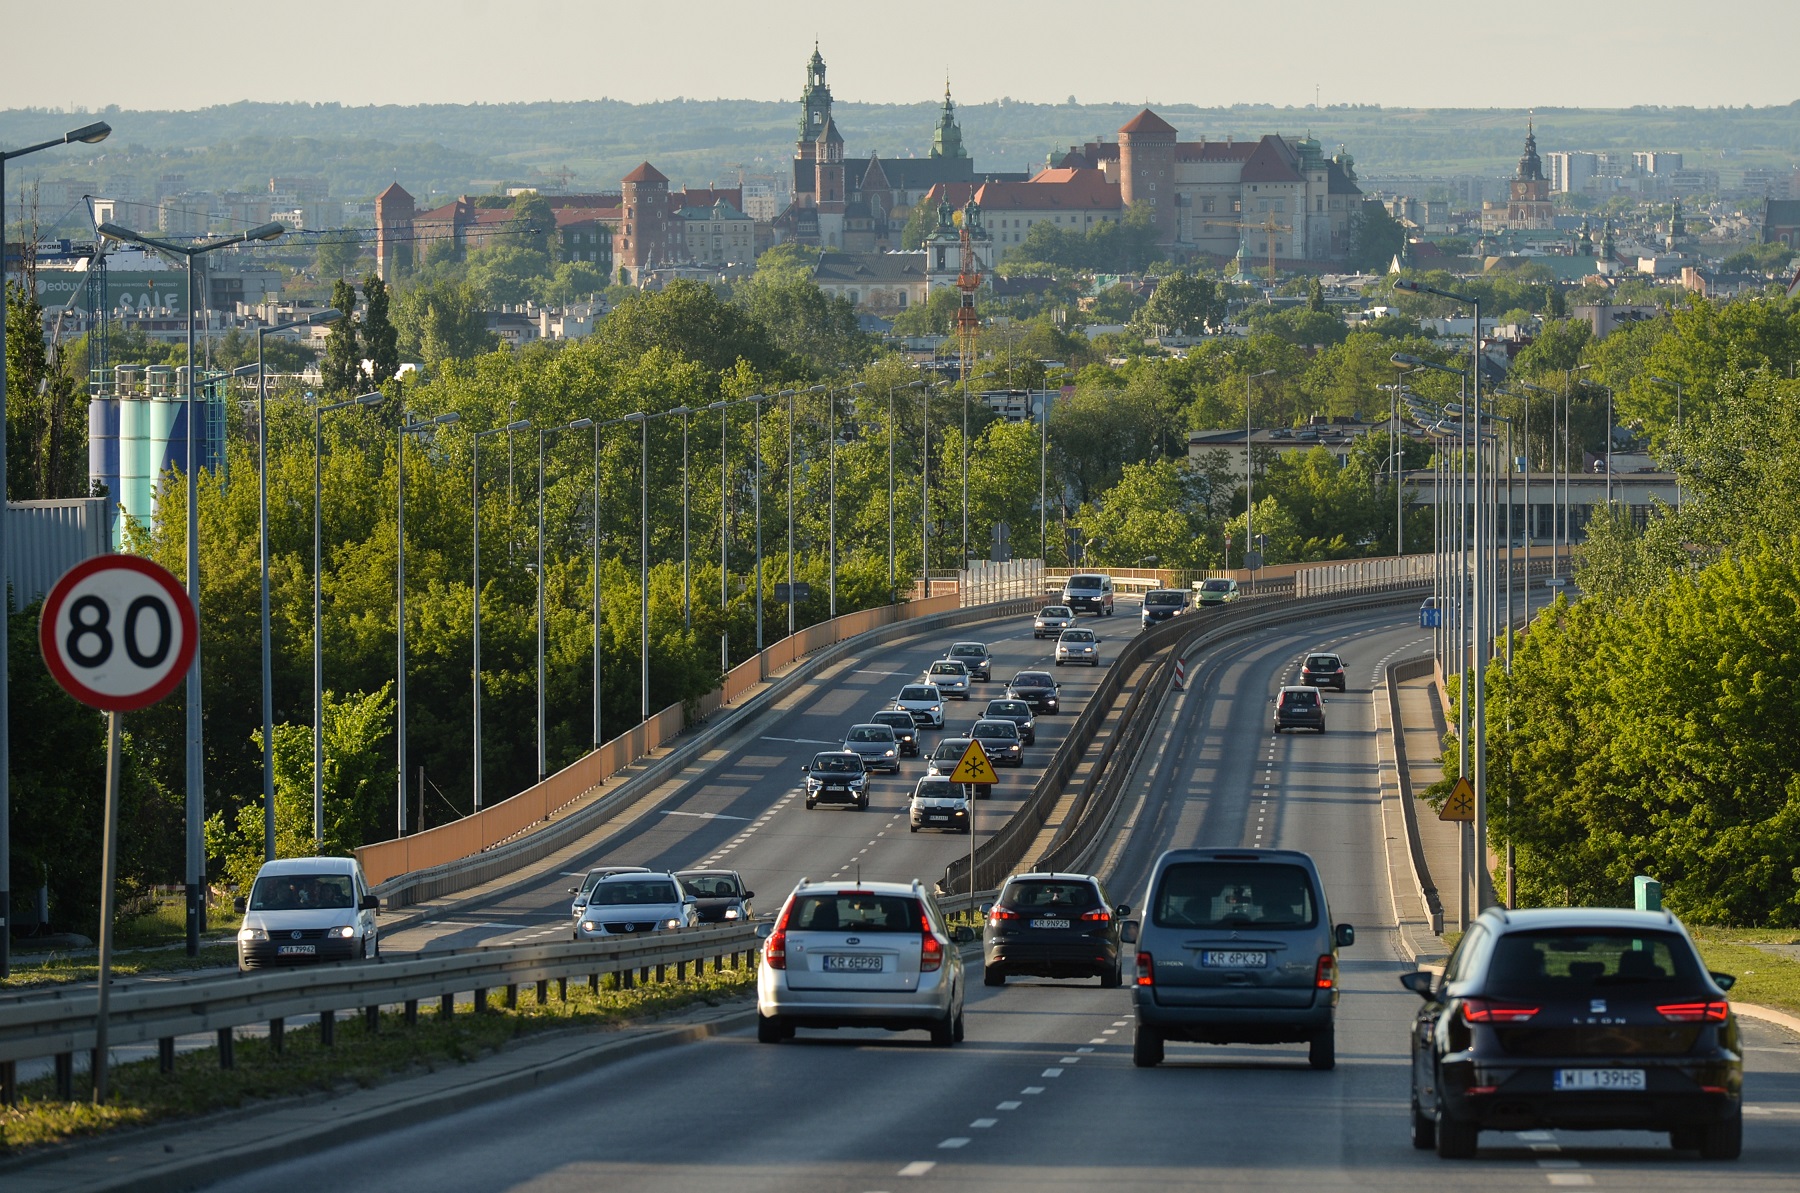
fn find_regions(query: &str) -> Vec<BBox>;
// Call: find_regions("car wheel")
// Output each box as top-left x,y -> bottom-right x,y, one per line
756,1013 -> 784,1044
805,799 -> 816,810
1434,1111 -> 1478,1159
1411,1101 -> 1437,1150
1100,965 -> 1122,989
1308,1024 -> 1335,1071
930,1010 -> 957,1047
984,965 -> 1006,987
1699,1109 -> 1743,1160
1132,1023 -> 1164,1068
951,1009 -> 966,1044
910,824 -> 919,833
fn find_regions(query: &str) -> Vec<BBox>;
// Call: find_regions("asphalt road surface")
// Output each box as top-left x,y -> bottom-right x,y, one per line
202,603 -> 1800,1192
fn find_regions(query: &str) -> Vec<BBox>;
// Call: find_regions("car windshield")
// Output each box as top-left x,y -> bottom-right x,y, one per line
1200,579 -> 1232,592
1485,930 -> 1702,997
249,873 -> 355,911
914,778 -> 955,799
1004,880 -> 1101,910
988,701 -> 1028,717
1306,656 -> 1340,670
680,874 -> 741,899
590,880 -> 680,906
1039,607 -> 1071,619
929,662 -> 964,675
951,645 -> 985,657
1062,630 -> 1093,642
973,722 -> 1016,739
1152,862 -> 1318,929
1146,592 -> 1183,606
812,754 -> 861,774
899,686 -> 937,701
789,893 -> 922,933
934,739 -> 971,760
1068,575 -> 1104,588
1013,673 -> 1052,687
846,727 -> 892,742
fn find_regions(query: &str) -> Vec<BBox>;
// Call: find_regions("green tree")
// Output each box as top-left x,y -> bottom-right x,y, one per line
508,191 -> 557,257
5,279 -> 86,499
736,269 -> 869,376
1307,276 -> 1326,313
316,235 -> 363,279
320,277 -> 363,394
1346,202 -> 1405,273
393,279 -> 496,369
1081,459 -> 1221,569
594,279 -> 786,384
362,272 -> 399,384
1134,272 -> 1226,336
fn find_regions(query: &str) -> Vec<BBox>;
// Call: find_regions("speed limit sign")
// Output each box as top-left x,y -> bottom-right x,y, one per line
38,554 -> 197,712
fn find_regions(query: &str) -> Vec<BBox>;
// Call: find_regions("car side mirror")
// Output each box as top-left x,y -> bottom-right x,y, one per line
1120,921 -> 1139,944
1335,923 -> 1355,948
1115,904 -> 1131,917
754,922 -> 773,939
1399,971 -> 1437,1000
744,891 -> 755,900
979,902 -> 993,916
360,894 -> 381,913
232,896 -> 247,914
952,926 -> 975,944
1711,970 -> 1737,992
566,887 -> 579,895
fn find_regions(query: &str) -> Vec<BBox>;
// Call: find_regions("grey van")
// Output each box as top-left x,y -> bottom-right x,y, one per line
1121,847 -> 1354,1070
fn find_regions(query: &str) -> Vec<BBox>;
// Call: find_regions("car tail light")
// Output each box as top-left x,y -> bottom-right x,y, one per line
1462,998 -> 1539,1023
920,913 -> 944,972
765,903 -> 794,970
1136,951 -> 1154,986
1657,1000 -> 1730,1023
989,907 -> 1019,923
1315,955 -> 1337,989
1079,909 -> 1111,922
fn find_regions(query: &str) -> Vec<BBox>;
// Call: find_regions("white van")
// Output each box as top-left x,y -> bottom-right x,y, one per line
236,856 -> 381,971
1061,573 -> 1115,617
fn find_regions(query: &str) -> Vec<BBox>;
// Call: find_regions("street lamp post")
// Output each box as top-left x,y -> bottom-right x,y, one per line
1244,370 -> 1276,592
99,214 -> 285,954
922,379 -> 933,598
536,418 -> 593,782
634,412 -> 651,723
473,419 -> 530,810
397,409 -> 459,834
0,119 -> 110,978
312,391 -> 384,844
680,407 -> 691,628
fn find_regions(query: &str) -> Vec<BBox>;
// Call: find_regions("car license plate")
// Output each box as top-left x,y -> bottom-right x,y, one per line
276,944 -> 316,956
823,954 -> 884,973
1200,950 -> 1268,968
1034,919 -> 1070,930
1554,1068 -> 1645,1091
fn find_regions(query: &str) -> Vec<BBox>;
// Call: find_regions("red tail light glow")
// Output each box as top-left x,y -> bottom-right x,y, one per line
765,903 -> 793,971
1079,909 -> 1111,922
1315,955 -> 1337,989
1136,951 -> 1154,986
920,915 -> 945,973
1657,1001 -> 1730,1023
989,907 -> 1019,923
1461,998 -> 1539,1023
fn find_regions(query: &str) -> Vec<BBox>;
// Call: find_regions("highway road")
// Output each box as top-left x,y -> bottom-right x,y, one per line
203,602 -> 1800,1192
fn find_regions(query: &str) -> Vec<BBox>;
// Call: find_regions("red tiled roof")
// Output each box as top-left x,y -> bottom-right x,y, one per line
1174,141 -> 1258,163
622,162 -> 668,185
553,207 -> 615,227
1119,109 -> 1178,137
1240,136 -> 1302,184
377,181 -> 412,202
974,168 -> 1120,211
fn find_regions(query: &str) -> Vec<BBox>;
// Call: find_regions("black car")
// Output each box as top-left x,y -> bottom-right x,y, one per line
675,869 -> 755,923
1403,907 -> 1742,1160
1274,685 -> 1325,733
983,872 -> 1127,987
1006,671 -> 1061,714
1140,589 -> 1188,628
1301,652 -> 1347,691
869,709 -> 921,756
969,718 -> 1024,767
982,698 -> 1036,745
802,751 -> 869,810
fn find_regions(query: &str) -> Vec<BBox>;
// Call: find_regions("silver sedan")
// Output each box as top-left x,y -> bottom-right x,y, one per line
841,723 -> 903,773
1055,627 -> 1100,667
1033,605 -> 1076,639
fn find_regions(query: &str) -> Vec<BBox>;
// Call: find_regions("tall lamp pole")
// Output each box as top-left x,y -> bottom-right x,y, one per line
1244,370 -> 1276,591
100,214 -> 286,954
473,419 -> 530,809
397,409 -> 459,834
0,119 -> 110,978
535,418 -> 592,782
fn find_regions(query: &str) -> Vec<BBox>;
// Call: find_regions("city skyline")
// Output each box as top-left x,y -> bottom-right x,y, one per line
5,0 -> 1800,114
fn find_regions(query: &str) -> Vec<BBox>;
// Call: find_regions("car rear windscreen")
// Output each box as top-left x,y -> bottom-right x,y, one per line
1485,930 -> 1702,998
789,894 -> 920,933
591,881 -> 679,906
1004,880 -> 1101,910
1306,656 -> 1339,669
250,874 -> 355,911
1152,862 -> 1318,929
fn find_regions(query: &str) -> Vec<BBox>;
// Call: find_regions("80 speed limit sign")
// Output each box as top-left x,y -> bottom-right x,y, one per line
39,554 -> 198,712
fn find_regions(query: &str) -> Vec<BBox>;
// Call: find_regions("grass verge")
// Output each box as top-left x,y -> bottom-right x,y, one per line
2,943 -> 239,992
1689,928 -> 1800,1020
0,962 -> 754,1156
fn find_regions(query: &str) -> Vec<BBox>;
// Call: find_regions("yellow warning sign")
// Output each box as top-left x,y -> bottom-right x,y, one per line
949,739 -> 997,785
1439,776 -> 1475,822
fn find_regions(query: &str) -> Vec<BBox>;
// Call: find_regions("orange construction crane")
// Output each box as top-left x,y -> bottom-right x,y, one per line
955,215 -> 982,386
1198,214 -> 1289,281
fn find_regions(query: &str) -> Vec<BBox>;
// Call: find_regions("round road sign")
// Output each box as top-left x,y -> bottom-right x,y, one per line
39,555 -> 197,712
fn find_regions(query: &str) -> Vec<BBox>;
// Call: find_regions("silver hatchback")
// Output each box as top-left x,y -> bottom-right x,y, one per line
755,879 -> 973,1045
925,659 -> 972,699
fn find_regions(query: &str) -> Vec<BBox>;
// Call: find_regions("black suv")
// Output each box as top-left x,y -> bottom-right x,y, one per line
869,709 -> 921,756
1301,653 -> 1346,691
1403,907 -> 1742,1160
1274,685 -> 1325,733
981,698 -> 1036,745
1006,671 -> 1061,715
801,751 -> 869,810
983,872 -> 1127,987
1140,589 -> 1187,628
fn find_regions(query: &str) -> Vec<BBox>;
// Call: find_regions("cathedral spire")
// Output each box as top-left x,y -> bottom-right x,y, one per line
930,74 -> 968,160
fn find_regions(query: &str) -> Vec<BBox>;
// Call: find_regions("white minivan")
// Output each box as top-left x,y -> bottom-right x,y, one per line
1061,573 -> 1115,617
236,856 -> 381,971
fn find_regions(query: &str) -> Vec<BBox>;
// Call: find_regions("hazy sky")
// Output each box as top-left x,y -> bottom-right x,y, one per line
8,0 -> 1799,111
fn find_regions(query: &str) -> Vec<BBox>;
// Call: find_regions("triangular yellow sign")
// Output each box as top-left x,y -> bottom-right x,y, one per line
1440,776 -> 1475,822
949,738 -> 997,785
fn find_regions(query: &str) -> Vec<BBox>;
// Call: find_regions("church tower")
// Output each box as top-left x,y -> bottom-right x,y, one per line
1118,109 -> 1179,245
1504,115 -> 1554,229
930,79 -> 968,160
814,116 -> 846,248
797,44 -> 832,163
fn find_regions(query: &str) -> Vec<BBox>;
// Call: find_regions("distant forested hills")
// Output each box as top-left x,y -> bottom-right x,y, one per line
4,98 -> 1798,211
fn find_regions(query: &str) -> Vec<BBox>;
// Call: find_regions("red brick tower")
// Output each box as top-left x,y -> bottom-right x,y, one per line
374,181 -> 414,281
619,162 -> 670,283
1118,109 -> 1178,245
